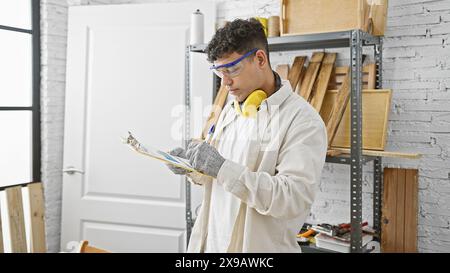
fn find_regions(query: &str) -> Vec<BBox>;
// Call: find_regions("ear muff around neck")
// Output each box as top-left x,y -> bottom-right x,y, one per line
234,90 -> 267,118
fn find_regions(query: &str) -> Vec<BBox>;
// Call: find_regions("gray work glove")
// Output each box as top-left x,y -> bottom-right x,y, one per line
186,141 -> 226,178
166,147 -> 190,175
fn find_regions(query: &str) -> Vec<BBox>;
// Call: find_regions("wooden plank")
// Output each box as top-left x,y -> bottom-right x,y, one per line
6,186 -> 27,253
328,65 -> 376,90
395,169 -> 406,252
201,84 -> 228,139
329,148 -> 421,159
326,149 -> 343,157
0,197 -> 3,253
298,52 -> 324,100
321,89 -> 392,150
28,182 -> 46,253
404,169 -> 418,253
287,56 -> 306,91
325,67 -> 350,146
382,168 -> 397,253
309,53 -> 337,112
381,168 -> 419,253
275,64 -> 289,81
369,0 -> 388,36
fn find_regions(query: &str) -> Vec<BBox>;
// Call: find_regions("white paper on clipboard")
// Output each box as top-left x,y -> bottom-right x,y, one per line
122,131 -> 198,173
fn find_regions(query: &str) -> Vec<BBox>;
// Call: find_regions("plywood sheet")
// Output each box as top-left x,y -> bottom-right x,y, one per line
381,168 -> 418,253
321,89 -> 392,150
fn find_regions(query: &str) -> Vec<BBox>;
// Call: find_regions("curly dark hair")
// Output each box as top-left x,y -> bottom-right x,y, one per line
206,18 -> 270,64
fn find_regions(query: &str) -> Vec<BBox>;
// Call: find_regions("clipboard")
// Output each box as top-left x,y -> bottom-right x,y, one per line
122,131 -> 208,177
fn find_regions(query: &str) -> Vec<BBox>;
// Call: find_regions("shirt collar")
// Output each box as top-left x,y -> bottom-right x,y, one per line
260,78 -> 292,113
230,70 -> 289,109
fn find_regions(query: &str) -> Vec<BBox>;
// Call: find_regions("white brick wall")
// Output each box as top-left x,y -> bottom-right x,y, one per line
41,0 -> 450,252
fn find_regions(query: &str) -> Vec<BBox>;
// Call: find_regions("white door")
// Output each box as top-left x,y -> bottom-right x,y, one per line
61,2 -> 215,253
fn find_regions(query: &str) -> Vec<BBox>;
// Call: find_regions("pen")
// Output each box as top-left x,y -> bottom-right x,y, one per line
204,124 -> 215,143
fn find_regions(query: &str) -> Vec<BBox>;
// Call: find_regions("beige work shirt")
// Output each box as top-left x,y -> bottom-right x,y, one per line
187,80 -> 327,252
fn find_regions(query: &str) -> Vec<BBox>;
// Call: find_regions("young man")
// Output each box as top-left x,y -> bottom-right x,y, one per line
167,18 -> 327,252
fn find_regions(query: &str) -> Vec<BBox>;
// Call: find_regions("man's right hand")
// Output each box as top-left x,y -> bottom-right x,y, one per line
166,147 -> 189,175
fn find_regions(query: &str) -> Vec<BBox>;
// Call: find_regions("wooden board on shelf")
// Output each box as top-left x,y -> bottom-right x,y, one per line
328,64 -> 377,90
326,149 -> 343,157
288,56 -> 307,91
368,0 -> 388,36
321,89 -> 392,151
309,53 -> 337,112
324,67 -> 350,146
275,64 -> 290,80
6,186 -> 27,253
381,168 -> 418,253
201,84 -> 228,139
298,52 -> 324,100
329,148 -> 421,159
28,182 -> 46,253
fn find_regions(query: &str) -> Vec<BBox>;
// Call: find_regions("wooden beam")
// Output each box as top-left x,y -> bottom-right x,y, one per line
328,65 -> 376,90
298,52 -> 324,100
329,148 -> 421,159
275,64 -> 290,81
310,53 -> 337,112
28,182 -> 46,253
201,84 -> 228,140
325,67 -> 350,146
404,169 -> 418,253
381,168 -> 397,252
288,56 -> 306,91
395,168 -> 406,252
381,168 -> 418,253
6,186 -> 27,253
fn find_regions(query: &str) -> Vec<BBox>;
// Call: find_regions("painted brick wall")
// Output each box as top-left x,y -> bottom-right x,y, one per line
41,0 -> 450,252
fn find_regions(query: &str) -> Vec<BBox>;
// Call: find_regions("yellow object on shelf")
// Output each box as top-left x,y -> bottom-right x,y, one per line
255,17 -> 268,37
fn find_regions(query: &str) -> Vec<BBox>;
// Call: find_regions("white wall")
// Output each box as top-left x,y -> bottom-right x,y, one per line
41,0 -> 450,252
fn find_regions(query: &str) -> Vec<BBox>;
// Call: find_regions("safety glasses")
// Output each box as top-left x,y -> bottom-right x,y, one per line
210,48 -> 258,78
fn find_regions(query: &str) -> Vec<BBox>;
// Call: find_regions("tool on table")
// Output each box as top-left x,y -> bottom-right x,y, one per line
336,221 -> 369,236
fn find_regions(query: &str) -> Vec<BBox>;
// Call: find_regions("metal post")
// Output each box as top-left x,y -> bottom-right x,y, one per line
185,45 -> 193,247
350,30 -> 363,253
373,37 -> 383,241
375,39 -> 383,89
373,157 -> 382,240
32,0 -> 41,182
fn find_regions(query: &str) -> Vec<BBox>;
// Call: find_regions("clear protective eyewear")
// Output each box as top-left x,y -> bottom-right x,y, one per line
210,48 -> 258,78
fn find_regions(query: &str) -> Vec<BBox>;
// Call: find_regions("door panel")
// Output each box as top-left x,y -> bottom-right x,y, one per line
61,2 -> 215,252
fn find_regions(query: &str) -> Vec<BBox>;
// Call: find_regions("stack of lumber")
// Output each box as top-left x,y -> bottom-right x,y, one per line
275,53 -> 420,160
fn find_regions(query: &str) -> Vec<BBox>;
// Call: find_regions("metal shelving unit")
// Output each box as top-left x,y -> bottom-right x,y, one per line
185,29 -> 383,253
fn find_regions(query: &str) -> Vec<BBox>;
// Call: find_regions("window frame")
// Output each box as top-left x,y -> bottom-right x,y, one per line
0,0 -> 41,183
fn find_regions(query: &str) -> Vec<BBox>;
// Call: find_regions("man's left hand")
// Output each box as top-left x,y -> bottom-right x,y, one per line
186,141 -> 225,178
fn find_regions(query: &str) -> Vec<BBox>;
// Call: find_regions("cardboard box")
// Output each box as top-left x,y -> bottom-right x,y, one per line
280,0 -> 378,36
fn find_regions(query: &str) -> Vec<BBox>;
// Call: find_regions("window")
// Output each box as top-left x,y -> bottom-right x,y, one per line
0,0 -> 40,187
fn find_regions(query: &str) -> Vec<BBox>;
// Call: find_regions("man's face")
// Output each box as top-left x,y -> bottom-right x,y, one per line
213,51 -> 264,102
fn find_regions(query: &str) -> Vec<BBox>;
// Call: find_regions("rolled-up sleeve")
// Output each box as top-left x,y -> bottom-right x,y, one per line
216,118 -> 327,220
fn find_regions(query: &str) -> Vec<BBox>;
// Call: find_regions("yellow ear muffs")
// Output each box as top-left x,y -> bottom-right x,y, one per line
234,90 -> 267,118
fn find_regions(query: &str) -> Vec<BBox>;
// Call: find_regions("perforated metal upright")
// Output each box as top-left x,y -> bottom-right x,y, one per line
184,45 -> 193,246
373,38 -> 384,242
